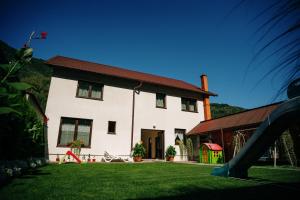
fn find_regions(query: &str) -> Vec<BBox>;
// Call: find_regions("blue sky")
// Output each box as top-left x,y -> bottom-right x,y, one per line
0,0 -> 288,108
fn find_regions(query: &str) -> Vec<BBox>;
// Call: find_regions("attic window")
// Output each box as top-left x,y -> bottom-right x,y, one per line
77,81 -> 103,100
156,93 -> 166,108
181,98 -> 197,112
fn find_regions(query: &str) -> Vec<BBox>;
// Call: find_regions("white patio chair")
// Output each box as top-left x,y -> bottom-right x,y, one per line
103,151 -> 129,162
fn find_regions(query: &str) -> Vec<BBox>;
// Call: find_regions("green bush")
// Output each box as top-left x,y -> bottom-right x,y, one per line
0,45 -> 44,160
132,143 -> 146,157
186,138 -> 194,161
165,145 -> 176,157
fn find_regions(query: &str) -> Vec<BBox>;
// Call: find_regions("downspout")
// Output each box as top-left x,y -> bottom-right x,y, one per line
43,117 -> 49,160
130,81 -> 143,151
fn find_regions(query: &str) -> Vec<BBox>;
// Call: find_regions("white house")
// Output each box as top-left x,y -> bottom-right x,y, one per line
45,56 -> 217,161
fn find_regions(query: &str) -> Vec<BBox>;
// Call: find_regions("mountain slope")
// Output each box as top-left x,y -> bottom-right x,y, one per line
211,103 -> 246,119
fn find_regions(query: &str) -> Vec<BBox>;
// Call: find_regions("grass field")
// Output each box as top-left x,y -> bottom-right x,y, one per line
0,162 -> 299,200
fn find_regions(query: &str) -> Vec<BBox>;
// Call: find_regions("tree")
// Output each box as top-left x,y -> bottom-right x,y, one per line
0,31 -> 47,159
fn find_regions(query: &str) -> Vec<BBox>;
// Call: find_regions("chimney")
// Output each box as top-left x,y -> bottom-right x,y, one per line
201,74 -> 211,120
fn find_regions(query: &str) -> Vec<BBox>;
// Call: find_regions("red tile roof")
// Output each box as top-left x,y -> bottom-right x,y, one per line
202,143 -> 223,151
46,56 -> 217,96
188,102 -> 281,135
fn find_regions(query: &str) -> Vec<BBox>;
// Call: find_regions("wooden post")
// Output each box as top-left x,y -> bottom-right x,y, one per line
273,141 -> 277,168
221,128 -> 225,163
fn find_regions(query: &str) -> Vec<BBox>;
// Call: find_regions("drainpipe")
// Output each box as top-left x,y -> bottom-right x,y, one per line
201,74 -> 212,120
130,81 -> 143,151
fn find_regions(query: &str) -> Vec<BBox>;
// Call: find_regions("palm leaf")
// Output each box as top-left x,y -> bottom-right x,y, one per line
0,107 -> 21,115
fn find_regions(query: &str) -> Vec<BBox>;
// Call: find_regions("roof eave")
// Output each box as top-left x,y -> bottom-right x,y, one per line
46,61 -> 218,96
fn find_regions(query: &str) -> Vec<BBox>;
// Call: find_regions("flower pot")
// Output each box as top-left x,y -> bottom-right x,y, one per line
88,158 -> 91,162
167,156 -> 174,161
133,156 -> 142,162
92,158 -> 96,162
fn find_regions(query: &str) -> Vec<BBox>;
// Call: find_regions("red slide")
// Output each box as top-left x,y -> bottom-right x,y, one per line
66,150 -> 81,164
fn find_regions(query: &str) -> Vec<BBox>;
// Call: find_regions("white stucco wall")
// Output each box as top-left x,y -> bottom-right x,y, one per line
46,76 -> 205,162
134,90 -> 204,161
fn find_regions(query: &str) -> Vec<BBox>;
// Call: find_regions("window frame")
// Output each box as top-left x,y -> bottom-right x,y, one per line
57,117 -> 93,148
181,97 -> 198,113
175,128 -> 186,145
76,80 -> 104,100
107,121 -> 117,135
156,93 -> 167,109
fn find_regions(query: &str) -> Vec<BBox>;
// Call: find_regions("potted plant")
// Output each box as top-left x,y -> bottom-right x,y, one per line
56,154 -> 60,162
69,140 -> 84,157
132,142 -> 146,162
165,145 -> 176,161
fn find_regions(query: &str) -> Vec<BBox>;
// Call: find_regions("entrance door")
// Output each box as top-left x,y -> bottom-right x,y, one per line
156,131 -> 164,159
148,138 -> 152,158
141,129 -> 164,159
202,146 -> 208,163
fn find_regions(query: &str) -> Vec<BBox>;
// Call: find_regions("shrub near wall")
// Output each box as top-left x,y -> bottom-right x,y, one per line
0,100 -> 44,160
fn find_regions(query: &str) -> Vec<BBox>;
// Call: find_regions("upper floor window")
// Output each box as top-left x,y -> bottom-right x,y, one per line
181,98 -> 197,112
76,81 -> 103,100
57,117 -> 93,148
156,93 -> 166,108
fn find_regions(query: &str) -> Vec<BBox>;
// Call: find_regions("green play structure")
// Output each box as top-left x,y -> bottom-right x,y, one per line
199,143 -> 223,164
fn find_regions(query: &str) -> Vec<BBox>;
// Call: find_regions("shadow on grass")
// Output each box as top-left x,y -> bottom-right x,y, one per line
0,167 -> 51,188
128,181 -> 300,200
19,169 -> 51,179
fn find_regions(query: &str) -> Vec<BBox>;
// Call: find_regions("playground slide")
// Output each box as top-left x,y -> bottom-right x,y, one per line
211,96 -> 300,178
59,150 -> 81,164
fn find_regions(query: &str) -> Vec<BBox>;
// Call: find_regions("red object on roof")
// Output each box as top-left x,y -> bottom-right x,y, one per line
46,56 -> 217,96
188,102 -> 281,135
203,143 -> 223,151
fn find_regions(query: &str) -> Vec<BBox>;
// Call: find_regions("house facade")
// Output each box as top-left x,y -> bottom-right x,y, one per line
45,56 -> 216,162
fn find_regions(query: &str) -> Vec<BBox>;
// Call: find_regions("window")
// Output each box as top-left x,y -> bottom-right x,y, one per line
175,129 -> 186,145
108,121 -> 116,134
57,117 -> 92,147
77,81 -> 103,100
156,93 -> 166,108
181,98 -> 197,112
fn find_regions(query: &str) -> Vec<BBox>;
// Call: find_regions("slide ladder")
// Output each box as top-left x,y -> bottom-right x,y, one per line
59,150 -> 81,164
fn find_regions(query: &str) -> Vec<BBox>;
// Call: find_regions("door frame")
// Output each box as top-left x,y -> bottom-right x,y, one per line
141,129 -> 165,159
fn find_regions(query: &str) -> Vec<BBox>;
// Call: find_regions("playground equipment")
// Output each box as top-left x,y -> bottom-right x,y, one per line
211,95 -> 300,178
59,150 -> 81,164
232,131 -> 246,158
199,143 -> 223,164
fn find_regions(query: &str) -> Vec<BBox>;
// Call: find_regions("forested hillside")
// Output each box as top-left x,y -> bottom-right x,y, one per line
211,103 -> 245,119
0,40 -> 52,110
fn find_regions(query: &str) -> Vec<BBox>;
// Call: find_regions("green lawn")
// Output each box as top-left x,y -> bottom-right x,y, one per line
0,162 -> 299,200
